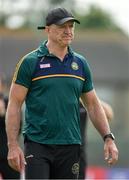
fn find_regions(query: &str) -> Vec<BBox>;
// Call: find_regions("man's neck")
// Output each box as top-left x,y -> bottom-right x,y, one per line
46,41 -> 68,61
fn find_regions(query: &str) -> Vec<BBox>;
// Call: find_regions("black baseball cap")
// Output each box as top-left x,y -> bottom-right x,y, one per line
37,8 -> 80,30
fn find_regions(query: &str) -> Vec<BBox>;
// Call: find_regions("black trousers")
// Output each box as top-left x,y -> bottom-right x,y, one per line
0,159 -> 20,179
79,145 -> 87,179
24,140 -> 80,179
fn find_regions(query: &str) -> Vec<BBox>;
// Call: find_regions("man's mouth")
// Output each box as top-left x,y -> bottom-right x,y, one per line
63,36 -> 72,39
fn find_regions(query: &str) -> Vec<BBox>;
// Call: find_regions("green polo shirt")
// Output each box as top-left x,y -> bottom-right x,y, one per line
13,41 -> 94,145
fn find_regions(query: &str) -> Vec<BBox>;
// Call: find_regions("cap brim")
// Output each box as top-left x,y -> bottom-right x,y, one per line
55,17 -> 80,25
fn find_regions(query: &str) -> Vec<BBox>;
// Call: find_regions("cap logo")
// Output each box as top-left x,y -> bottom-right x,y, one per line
71,62 -> 79,70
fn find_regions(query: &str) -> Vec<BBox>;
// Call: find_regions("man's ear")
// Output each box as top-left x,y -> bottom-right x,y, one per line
45,26 -> 50,33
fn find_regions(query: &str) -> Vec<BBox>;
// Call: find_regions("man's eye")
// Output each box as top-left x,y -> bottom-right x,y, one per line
57,25 -> 64,28
60,26 -> 65,28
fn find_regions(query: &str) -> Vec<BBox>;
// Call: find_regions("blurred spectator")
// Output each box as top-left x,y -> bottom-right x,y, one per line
79,102 -> 88,179
0,77 -> 20,179
79,100 -> 114,179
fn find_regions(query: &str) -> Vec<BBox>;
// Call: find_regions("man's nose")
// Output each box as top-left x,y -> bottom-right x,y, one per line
64,27 -> 71,34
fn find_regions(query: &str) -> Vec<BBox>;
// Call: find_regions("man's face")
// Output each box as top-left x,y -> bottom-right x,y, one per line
46,21 -> 75,47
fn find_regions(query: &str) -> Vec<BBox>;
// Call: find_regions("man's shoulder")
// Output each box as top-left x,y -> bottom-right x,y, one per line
17,49 -> 39,69
22,49 -> 38,63
73,51 -> 88,64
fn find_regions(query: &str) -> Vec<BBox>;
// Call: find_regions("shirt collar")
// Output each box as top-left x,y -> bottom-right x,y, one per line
37,40 -> 74,58
37,40 -> 49,57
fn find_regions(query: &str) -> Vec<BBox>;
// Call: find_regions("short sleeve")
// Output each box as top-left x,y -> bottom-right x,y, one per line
12,57 -> 32,89
82,59 -> 94,93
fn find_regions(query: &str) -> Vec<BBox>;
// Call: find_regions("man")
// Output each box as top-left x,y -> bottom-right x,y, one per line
0,77 -> 20,179
79,101 -> 114,179
6,8 -> 118,179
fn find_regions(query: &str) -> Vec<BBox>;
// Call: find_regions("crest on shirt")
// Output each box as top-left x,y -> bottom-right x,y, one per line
71,62 -> 79,70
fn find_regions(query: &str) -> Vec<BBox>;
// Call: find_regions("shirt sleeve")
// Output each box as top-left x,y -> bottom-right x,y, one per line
12,56 -> 32,89
82,58 -> 94,93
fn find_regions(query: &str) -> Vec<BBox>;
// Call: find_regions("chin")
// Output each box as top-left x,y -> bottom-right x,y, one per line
63,40 -> 72,45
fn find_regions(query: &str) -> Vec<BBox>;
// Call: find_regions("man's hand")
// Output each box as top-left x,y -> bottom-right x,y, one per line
8,144 -> 26,172
104,139 -> 118,165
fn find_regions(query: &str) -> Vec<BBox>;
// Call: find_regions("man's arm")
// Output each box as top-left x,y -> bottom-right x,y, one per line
80,99 -> 114,122
81,89 -> 118,165
6,83 -> 28,172
101,100 -> 114,121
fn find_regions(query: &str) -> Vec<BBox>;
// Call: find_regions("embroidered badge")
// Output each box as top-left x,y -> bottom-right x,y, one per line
72,163 -> 79,174
71,62 -> 79,70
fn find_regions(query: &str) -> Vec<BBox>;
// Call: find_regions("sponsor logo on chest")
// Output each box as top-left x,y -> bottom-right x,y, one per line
40,63 -> 51,68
